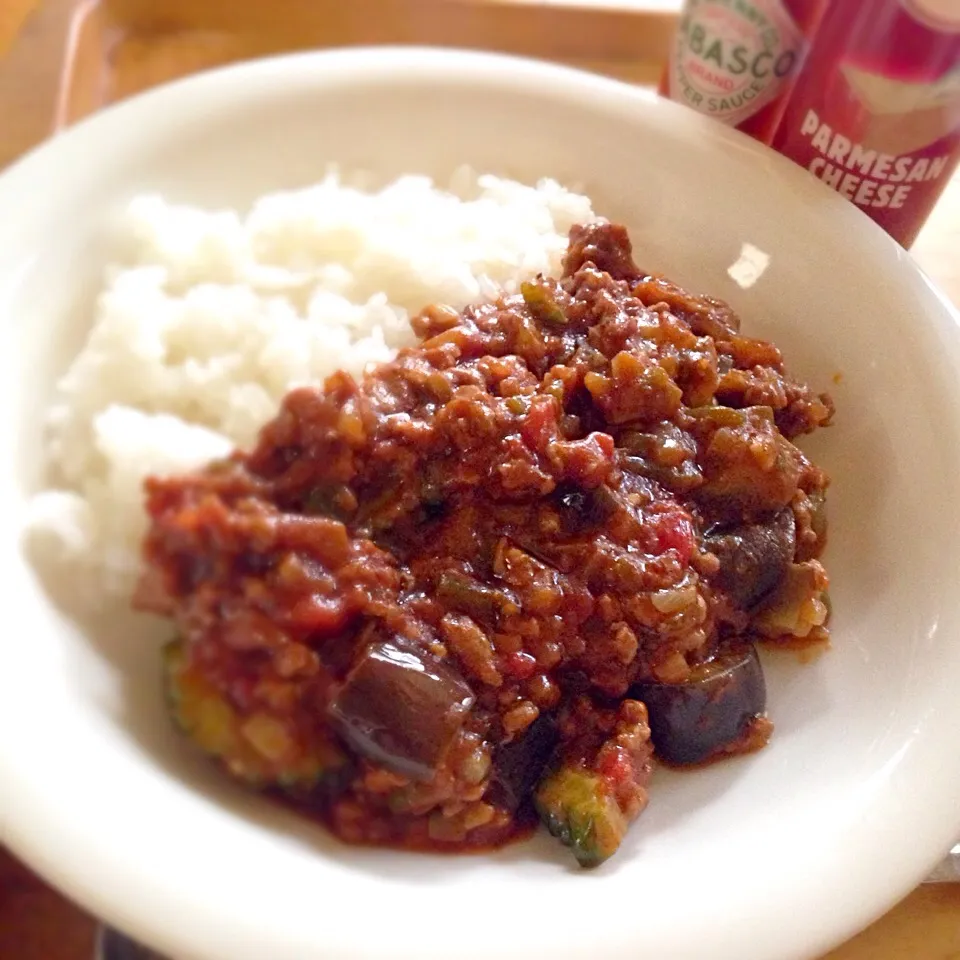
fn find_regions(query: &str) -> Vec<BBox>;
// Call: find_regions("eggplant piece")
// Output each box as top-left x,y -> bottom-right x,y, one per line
489,714 -> 560,811
535,766 -> 628,868
163,639 -> 342,792
555,483 -> 621,532
328,637 -> 475,781
753,561 -> 829,640
632,645 -> 766,765
690,406 -> 802,518
705,508 -> 796,609
618,422 -> 704,494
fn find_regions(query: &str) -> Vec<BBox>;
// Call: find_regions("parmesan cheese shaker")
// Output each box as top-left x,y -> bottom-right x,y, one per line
771,0 -> 960,247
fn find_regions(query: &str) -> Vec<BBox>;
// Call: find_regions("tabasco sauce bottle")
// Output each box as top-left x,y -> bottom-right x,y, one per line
660,0 -> 831,144
771,0 -> 960,247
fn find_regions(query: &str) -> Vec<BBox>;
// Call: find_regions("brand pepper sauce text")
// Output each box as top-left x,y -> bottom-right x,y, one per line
675,20 -> 800,116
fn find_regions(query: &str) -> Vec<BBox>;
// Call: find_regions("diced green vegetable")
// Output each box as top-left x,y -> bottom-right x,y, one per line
506,395 -> 530,416
436,571 -> 518,626
163,639 -> 342,793
535,766 -> 628,868
686,405 -> 749,428
806,488 -> 828,542
521,280 -> 567,328
303,484 -> 354,519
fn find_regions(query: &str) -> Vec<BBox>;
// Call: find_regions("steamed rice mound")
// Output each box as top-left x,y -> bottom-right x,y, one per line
25,169 -> 595,601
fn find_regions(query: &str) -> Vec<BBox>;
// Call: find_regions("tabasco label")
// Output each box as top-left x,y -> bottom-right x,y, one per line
667,0 -> 811,131
771,0 -> 960,247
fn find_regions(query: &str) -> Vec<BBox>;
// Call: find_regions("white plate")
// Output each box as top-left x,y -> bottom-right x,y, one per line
1,47 -> 960,960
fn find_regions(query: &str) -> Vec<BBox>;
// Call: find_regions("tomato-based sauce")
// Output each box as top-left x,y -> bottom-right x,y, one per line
136,223 -> 833,866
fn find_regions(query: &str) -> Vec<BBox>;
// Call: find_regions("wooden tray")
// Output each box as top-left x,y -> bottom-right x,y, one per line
0,0 -> 675,169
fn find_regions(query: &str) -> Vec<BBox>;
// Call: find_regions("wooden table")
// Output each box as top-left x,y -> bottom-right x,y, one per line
1,1 -> 959,958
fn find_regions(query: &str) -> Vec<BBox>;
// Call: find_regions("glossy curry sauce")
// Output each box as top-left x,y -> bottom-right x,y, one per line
136,224 -> 833,863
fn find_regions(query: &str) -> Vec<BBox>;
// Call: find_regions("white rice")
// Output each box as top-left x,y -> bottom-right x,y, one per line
25,168 -> 596,603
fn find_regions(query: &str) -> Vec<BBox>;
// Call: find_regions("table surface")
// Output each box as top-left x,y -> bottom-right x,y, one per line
1,1 -> 959,958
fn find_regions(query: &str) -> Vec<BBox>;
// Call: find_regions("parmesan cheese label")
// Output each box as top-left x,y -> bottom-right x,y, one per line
771,0 -> 960,246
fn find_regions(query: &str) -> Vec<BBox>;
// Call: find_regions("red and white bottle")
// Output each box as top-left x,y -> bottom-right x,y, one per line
771,0 -> 960,247
660,0 -> 830,144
